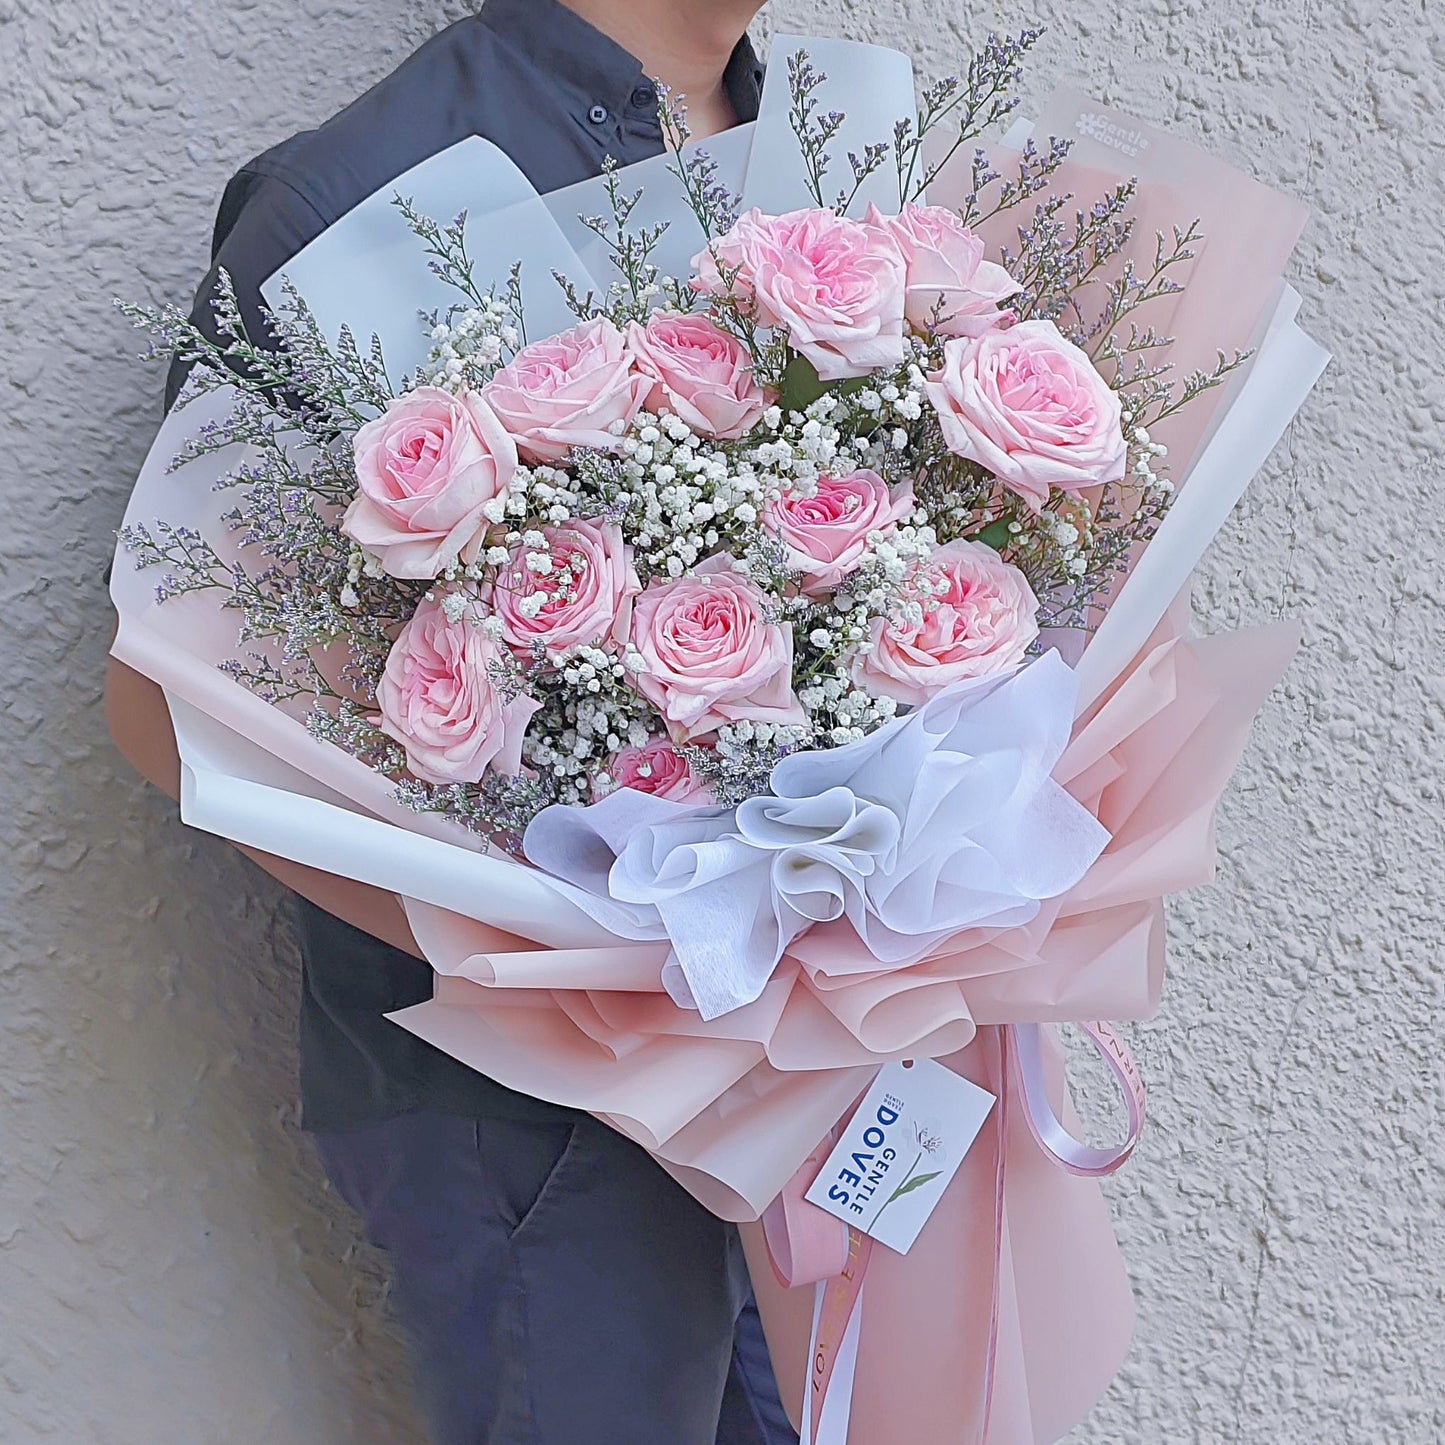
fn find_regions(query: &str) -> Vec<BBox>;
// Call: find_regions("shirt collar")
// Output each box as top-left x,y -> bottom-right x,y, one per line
478,0 -> 762,128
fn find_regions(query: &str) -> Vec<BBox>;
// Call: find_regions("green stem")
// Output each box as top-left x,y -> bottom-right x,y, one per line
867,1150 -> 923,1233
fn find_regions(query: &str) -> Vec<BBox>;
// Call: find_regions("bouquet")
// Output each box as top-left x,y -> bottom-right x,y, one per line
112,31 -> 1327,1444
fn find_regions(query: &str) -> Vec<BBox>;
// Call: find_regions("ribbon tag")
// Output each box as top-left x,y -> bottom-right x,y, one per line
801,1230 -> 872,1445
804,1059 -> 995,1254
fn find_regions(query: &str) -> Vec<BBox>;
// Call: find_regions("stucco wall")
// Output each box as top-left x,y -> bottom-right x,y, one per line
1,1 -> 1440,1441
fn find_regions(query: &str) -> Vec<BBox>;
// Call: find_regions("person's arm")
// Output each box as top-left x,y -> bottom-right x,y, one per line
109,168 -> 422,958
104,645 -> 423,957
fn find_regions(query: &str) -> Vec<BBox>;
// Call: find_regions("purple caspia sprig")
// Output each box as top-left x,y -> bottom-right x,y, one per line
118,266 -> 420,726
658,83 -> 742,242
786,50 -> 848,209
894,28 -> 1048,207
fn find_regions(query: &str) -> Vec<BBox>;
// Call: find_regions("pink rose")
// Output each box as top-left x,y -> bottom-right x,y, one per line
482,317 -> 648,463
763,470 -> 915,597
691,207 -> 907,381
848,539 -> 1039,705
609,737 -> 711,803
377,595 -> 540,783
924,320 -> 1128,512
629,555 -> 806,741
870,202 -> 1019,338
625,311 -> 767,439
488,519 -> 641,661
341,386 -> 516,579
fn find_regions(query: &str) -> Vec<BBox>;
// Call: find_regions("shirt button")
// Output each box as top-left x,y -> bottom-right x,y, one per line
588,104 -> 609,125
631,84 -> 656,110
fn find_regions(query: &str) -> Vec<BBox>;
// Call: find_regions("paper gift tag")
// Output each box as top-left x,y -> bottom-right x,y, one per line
804,1059 -> 995,1255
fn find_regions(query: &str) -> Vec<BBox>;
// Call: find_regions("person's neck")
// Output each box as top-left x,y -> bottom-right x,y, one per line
557,0 -> 759,139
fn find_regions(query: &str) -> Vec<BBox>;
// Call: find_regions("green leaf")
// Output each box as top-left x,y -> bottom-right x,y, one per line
778,352 -> 828,413
971,519 -> 1013,551
777,352 -> 870,415
891,1170 -> 943,1200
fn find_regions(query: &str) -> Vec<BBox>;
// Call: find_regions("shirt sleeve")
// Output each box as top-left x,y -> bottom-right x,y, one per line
163,171 -> 330,412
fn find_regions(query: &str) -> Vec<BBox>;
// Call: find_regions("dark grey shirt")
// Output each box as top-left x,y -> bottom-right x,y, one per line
173,0 -> 763,1130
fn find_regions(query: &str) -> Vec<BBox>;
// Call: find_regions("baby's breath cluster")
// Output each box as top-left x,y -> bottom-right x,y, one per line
522,644 -> 653,805
797,668 -> 900,748
614,410 -> 764,577
419,296 -> 519,391
1121,413 -> 1172,494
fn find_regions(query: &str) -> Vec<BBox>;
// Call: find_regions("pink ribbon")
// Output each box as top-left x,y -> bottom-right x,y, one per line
980,1027 -> 1010,1443
761,1021 -> 1147,1444
803,1228 -> 873,1443
1009,1020 -> 1147,1177
760,1120 -> 873,1442
761,1133 -> 853,1291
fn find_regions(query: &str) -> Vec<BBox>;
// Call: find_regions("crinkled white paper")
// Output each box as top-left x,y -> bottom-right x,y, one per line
523,651 -> 1110,1019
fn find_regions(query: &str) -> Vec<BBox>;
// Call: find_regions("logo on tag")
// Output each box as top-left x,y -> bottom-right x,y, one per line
1074,110 -> 1152,157
804,1059 -> 995,1255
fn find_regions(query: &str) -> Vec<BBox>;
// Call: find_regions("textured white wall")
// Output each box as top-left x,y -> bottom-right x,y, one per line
2,1 -> 1441,1441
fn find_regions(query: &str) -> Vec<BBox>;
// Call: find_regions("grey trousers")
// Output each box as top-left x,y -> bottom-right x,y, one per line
315,1111 -> 797,1445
